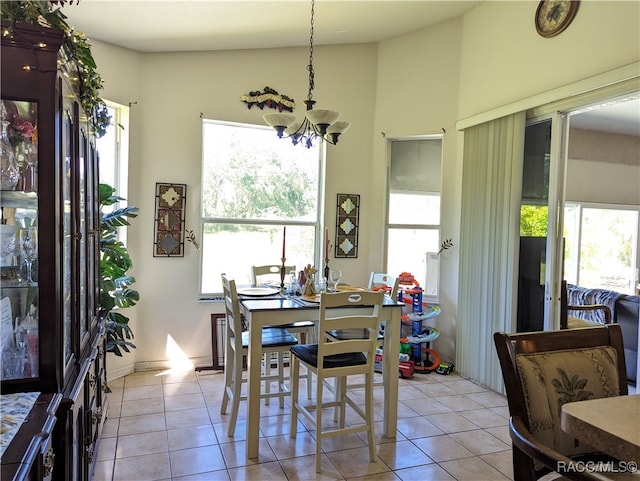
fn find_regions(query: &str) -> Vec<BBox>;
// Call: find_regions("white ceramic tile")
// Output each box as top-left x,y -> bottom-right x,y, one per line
169,445 -> 227,478
98,370 -> 520,481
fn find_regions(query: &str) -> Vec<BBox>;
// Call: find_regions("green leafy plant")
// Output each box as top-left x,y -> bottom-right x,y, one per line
100,183 -> 139,356
0,1 -> 110,137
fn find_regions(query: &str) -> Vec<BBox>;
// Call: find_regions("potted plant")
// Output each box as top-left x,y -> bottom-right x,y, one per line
99,183 -> 139,356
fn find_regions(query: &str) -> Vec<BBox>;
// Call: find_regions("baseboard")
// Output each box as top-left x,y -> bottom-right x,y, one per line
133,356 -> 214,372
106,363 -> 135,382
106,356 -> 217,381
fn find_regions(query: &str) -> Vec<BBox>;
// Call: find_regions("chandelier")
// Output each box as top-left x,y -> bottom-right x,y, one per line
263,0 -> 350,148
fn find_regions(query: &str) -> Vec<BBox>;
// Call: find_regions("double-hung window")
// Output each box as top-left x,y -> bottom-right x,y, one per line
386,138 -> 443,300
200,120 -> 323,296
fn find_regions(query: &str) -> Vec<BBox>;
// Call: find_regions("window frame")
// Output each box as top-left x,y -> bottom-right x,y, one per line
198,119 -> 326,298
563,200 -> 639,294
385,135 -> 443,303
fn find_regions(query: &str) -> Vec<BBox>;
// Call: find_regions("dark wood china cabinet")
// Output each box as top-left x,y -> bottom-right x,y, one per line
1,21 -> 107,481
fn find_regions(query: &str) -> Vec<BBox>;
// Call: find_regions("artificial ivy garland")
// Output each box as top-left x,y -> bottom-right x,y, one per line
241,86 -> 295,112
1,1 -> 111,137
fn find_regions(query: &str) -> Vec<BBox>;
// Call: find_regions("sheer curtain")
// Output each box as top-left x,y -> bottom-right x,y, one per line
457,112 -> 525,392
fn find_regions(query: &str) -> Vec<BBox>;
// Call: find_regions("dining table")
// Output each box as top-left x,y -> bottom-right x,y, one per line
238,286 -> 404,460
560,393 -> 640,463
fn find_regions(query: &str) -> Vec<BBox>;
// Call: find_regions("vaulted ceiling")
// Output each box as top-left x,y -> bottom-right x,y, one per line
60,0 -> 639,137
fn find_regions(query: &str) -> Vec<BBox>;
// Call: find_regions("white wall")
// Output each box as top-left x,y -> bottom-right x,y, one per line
94,42 -> 378,376
372,18 -> 465,362
92,1 -> 640,379
458,1 -> 640,120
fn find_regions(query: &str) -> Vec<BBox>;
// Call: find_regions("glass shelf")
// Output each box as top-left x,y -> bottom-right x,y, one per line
1,98 -> 39,382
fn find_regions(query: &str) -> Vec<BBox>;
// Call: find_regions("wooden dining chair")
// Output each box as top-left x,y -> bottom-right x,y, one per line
494,325 -> 628,481
251,264 -> 295,287
325,272 -> 398,388
290,290 -> 385,472
251,264 -> 316,341
252,264 -> 317,401
219,274 -> 298,437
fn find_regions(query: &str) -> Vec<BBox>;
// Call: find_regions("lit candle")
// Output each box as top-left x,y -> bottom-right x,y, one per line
282,226 -> 286,259
324,228 -> 329,261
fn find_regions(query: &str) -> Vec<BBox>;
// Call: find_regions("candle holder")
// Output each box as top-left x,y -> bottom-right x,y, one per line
280,257 -> 286,293
324,260 -> 330,284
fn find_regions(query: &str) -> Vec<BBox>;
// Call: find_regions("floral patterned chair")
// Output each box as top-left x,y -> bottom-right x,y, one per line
494,325 -> 628,481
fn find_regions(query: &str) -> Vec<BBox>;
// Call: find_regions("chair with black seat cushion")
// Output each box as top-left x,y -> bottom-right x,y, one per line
325,272 -> 399,388
493,324 -> 628,481
252,264 -> 317,401
219,273 -> 298,437
251,264 -> 316,341
290,290 -> 385,472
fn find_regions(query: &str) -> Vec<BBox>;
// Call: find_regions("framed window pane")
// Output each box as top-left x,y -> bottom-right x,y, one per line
386,137 -> 442,300
386,228 -> 439,289
389,192 -> 440,225
201,224 -> 316,294
202,121 -> 319,221
200,120 -> 322,296
579,207 -> 638,293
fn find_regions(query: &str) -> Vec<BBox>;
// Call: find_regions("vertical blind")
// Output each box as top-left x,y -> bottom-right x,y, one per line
457,112 -> 525,392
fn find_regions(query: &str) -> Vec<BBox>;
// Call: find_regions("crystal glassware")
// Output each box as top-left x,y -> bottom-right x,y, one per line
1,120 -> 20,190
329,270 -> 342,292
20,227 -> 38,285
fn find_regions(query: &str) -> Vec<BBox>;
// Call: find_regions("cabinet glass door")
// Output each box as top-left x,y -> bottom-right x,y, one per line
0,99 -> 39,380
62,105 -> 74,368
78,127 -> 88,346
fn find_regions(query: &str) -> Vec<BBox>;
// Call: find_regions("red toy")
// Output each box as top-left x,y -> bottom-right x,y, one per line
374,350 -> 415,379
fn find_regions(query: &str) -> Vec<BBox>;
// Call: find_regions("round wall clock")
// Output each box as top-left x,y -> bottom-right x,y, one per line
535,0 -> 580,38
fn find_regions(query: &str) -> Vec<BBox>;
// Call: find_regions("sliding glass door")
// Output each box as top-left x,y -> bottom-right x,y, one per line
517,113 -> 568,332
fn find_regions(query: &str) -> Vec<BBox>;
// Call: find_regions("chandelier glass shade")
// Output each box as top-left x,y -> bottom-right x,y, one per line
263,0 -> 350,148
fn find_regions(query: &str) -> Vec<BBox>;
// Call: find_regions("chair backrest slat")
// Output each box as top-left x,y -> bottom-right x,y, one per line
368,272 -> 399,299
251,264 -> 295,286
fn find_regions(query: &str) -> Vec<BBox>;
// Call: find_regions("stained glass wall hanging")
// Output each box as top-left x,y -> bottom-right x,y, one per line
335,193 -> 359,258
154,182 -> 186,257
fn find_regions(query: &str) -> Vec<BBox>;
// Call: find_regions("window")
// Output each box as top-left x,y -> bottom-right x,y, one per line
200,120 -> 323,296
96,102 -> 129,200
386,138 -> 442,300
564,203 -> 639,294
96,101 -> 130,245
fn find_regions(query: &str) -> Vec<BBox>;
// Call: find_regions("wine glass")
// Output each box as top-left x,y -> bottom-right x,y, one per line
20,227 -> 37,285
329,270 -> 342,292
22,141 -> 37,192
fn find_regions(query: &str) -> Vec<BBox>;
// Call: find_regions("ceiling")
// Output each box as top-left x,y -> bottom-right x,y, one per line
59,0 -> 639,137
59,0 -> 481,53
570,97 -> 640,137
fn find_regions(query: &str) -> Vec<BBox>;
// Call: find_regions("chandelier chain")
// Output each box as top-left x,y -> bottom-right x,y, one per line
307,0 -> 315,103
263,0 -> 349,147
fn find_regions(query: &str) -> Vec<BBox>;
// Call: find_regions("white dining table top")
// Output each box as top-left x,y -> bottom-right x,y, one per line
561,393 -> 640,463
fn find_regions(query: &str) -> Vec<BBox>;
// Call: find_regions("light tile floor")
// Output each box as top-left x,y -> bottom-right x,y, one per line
92,368 -> 517,481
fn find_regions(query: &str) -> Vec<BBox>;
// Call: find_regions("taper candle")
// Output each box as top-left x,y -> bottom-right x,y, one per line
282,226 -> 286,259
324,228 -> 329,261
